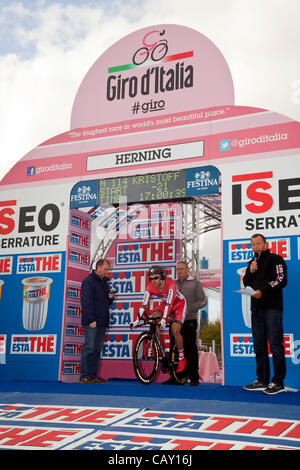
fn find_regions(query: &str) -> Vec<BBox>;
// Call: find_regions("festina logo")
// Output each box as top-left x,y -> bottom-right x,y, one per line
187,172 -> 218,189
70,185 -> 97,202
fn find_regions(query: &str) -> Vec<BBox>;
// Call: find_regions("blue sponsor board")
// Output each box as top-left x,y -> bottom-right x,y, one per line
222,235 -> 300,389
0,251 -> 66,380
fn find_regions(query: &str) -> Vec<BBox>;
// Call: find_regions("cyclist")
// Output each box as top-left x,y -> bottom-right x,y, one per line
132,265 -> 187,373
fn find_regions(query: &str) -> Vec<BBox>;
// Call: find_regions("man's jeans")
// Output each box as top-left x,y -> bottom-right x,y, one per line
80,325 -> 106,379
251,308 -> 286,386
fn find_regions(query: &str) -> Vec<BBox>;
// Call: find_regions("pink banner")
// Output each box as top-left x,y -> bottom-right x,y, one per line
59,209 -> 91,383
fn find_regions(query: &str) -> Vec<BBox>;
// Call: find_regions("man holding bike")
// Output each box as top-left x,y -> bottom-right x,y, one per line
132,265 -> 187,373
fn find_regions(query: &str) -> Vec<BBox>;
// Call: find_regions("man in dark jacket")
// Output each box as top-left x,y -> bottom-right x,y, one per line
176,261 -> 207,386
80,258 -> 115,383
242,233 -> 287,395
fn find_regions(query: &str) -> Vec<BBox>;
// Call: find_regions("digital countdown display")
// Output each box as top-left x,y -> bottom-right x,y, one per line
70,166 -> 219,209
98,170 -> 186,205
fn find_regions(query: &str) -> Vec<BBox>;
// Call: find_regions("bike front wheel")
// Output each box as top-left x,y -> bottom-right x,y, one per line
133,332 -> 159,384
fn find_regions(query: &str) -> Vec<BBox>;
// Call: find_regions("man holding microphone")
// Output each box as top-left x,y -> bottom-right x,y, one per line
242,233 -> 287,395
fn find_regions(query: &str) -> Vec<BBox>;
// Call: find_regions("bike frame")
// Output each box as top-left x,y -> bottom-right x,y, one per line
148,323 -> 166,359
134,312 -> 169,356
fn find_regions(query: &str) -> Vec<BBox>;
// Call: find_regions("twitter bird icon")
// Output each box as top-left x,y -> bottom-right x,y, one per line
219,139 -> 231,151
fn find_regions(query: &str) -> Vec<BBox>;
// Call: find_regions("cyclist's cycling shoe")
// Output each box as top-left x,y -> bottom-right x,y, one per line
176,357 -> 187,373
159,357 -> 169,373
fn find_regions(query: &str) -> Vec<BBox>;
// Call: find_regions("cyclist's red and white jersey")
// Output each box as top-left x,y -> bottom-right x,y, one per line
140,278 -> 186,323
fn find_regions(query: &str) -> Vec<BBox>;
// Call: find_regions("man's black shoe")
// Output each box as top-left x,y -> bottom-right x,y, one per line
190,380 -> 199,386
243,380 -> 267,391
263,382 -> 285,395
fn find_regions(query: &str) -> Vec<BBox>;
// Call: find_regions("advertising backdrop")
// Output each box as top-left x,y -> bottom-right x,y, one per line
222,154 -> 300,388
0,184 -> 70,379
0,24 -> 299,388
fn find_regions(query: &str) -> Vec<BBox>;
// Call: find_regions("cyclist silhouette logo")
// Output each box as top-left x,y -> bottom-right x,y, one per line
132,30 -> 168,66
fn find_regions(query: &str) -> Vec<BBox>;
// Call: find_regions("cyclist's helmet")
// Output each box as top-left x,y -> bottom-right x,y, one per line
148,265 -> 165,280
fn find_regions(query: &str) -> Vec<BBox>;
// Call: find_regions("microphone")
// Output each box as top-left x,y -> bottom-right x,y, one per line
252,253 -> 258,272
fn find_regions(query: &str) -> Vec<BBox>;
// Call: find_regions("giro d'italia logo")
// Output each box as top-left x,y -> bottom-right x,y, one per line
106,29 -> 194,105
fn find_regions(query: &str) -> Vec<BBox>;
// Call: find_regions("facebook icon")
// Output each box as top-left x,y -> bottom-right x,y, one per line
27,166 -> 35,176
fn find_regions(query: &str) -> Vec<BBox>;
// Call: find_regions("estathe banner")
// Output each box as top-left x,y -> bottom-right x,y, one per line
99,203 -> 180,380
59,202 -> 180,382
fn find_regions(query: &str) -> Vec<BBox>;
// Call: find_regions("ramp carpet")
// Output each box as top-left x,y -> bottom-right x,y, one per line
0,379 -> 299,452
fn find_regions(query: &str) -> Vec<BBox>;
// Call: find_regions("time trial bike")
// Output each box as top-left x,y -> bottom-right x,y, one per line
130,310 -> 187,385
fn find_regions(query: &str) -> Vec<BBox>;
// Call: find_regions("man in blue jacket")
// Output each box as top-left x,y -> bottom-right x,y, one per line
80,258 -> 115,383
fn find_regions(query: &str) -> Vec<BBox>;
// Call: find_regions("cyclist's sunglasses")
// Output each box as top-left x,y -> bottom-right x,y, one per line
149,276 -> 160,281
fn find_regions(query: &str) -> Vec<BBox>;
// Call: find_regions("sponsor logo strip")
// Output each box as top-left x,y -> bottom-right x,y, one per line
0,405 -> 299,450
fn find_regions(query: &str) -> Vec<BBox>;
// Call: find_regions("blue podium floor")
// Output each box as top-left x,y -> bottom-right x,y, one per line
0,379 -> 299,451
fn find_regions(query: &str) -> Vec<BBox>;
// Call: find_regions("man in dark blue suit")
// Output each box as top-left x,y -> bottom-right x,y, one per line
80,258 -> 115,383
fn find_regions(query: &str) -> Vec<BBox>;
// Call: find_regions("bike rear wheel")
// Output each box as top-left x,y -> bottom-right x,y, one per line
133,331 -> 159,384
170,344 -> 188,385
